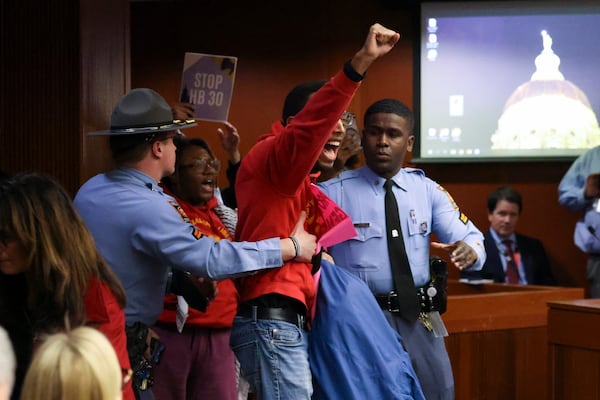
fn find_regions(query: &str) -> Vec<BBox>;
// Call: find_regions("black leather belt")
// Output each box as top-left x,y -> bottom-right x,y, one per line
374,288 -> 431,314
237,303 -> 306,330
374,292 -> 403,313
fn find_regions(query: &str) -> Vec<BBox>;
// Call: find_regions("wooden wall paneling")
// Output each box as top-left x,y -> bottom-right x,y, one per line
1,0 -> 81,193
1,0 -> 129,194
514,327 -> 549,399
79,0 -> 131,185
551,347 -> 600,400
548,300 -> 600,400
446,326 -> 549,400
444,283 -> 583,400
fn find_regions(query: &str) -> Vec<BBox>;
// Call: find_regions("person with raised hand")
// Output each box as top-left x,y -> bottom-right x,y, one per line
230,23 -> 400,399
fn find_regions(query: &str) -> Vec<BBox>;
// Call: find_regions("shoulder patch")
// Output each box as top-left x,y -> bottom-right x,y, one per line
459,211 -> 469,225
168,199 -> 204,240
192,228 -> 204,240
436,184 -> 459,210
168,199 -> 192,224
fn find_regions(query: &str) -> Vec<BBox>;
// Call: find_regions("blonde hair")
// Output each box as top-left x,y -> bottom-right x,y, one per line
20,327 -> 122,400
0,326 -> 15,399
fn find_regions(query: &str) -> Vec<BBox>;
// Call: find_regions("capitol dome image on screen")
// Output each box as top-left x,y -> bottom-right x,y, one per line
491,30 -> 600,151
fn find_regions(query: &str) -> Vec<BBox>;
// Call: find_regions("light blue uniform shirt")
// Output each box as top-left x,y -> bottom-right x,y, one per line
558,146 -> 600,253
318,166 -> 485,293
74,167 -> 282,325
558,146 -> 600,212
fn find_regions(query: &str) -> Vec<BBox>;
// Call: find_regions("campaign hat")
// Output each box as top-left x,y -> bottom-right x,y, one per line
89,88 -> 196,135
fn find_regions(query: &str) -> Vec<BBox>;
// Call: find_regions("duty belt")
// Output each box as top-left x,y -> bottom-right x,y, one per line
374,287 -> 436,314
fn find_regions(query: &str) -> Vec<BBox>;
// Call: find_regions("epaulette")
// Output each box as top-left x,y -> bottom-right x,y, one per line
403,166 -> 426,176
337,168 -> 362,181
319,169 -> 361,188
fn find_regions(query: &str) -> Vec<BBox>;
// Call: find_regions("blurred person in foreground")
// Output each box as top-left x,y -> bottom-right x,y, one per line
0,173 -> 134,400
0,326 -> 15,400
20,326 -> 127,400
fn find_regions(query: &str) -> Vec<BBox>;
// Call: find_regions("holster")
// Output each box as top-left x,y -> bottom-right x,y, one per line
427,256 -> 448,314
125,322 -> 153,392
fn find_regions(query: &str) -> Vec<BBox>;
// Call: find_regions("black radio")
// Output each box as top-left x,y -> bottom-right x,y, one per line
418,256 -> 448,314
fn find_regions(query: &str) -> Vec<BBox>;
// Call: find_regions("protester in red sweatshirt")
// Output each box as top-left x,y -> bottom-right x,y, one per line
230,23 -> 401,399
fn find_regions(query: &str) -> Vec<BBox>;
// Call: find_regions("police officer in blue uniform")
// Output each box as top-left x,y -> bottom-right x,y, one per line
74,88 -> 316,399
319,98 -> 485,400
559,145 -> 600,298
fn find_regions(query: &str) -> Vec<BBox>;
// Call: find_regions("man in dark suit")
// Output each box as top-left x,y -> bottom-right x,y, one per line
461,186 -> 556,285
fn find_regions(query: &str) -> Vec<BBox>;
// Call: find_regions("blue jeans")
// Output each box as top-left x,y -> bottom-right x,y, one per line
230,315 -> 312,400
